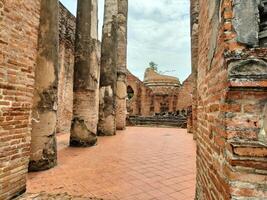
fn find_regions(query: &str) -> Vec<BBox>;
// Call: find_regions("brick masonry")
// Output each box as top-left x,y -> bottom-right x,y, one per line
190,0 -> 199,137
126,70 -> 153,117
57,3 -> 75,134
126,69 -> 194,129
195,0 -> 267,199
0,0 -> 40,199
127,68 -> 193,116
176,74 -> 194,111
2,1 -> 266,200
115,0 -> 128,130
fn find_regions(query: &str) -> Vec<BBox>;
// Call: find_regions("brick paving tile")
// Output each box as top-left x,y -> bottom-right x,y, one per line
26,127 -> 196,200
16,192 -> 103,200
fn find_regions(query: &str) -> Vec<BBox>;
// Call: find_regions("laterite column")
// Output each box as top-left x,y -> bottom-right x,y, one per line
70,0 -> 100,146
29,0 -> 59,171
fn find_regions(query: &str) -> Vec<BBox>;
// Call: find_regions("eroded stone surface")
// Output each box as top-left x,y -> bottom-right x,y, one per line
29,0 -> 59,172
71,0 -> 100,146
57,3 -> 75,134
98,0 -> 118,136
233,0 -> 260,46
190,0 -> 199,138
259,104 -> 267,142
115,0 -> 128,130
229,59 -> 267,79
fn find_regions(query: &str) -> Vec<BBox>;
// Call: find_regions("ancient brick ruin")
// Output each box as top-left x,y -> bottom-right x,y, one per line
1,1 -> 40,198
126,68 -> 193,127
57,2 -> 75,135
194,0 -> 267,199
0,0 -> 266,200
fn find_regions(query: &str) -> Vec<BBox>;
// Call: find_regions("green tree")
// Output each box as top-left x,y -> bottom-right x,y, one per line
148,61 -> 158,72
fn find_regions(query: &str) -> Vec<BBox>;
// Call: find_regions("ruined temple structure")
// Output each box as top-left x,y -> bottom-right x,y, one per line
0,0 -> 267,200
143,68 -> 181,114
126,68 -> 194,127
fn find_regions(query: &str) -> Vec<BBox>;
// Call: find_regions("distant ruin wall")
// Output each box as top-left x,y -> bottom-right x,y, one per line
126,71 -> 153,117
176,74 -> 194,111
126,70 -> 193,128
57,3 -> 75,134
127,70 -> 194,117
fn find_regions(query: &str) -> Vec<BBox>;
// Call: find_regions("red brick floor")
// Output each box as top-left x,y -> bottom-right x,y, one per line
27,127 -> 196,200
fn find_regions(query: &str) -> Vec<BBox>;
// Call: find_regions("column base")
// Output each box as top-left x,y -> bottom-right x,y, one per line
69,137 -> 97,147
70,118 -> 98,147
28,155 -> 57,172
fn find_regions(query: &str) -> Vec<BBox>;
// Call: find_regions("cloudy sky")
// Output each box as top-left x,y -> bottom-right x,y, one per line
60,0 -> 191,82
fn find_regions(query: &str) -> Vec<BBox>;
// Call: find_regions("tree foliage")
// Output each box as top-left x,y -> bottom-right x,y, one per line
148,61 -> 158,72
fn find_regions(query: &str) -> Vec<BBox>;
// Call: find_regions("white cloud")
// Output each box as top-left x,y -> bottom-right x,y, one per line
60,0 -> 191,82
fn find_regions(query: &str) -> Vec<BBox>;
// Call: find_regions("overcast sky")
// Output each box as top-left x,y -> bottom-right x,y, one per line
60,0 -> 191,82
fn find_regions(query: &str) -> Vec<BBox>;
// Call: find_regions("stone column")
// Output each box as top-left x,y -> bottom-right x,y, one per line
115,0 -> 128,130
97,0 -> 118,136
70,0 -> 100,146
190,0 -> 199,139
29,0 -> 59,171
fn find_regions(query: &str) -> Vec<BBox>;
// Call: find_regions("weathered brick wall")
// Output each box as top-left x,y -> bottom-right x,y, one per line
195,0 -> 267,199
176,74 -> 194,133
127,71 -> 152,116
223,0 -> 267,198
190,0 -> 199,137
151,93 -> 178,113
196,1 -> 231,198
0,0 -> 40,199
57,3 -> 75,134
126,70 -> 183,117
127,68 -> 182,117
176,74 -> 194,110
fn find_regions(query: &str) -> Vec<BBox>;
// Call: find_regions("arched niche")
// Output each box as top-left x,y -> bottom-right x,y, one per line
127,85 -> 134,100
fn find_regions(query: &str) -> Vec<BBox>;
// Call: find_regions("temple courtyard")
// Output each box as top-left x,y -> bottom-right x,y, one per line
24,127 -> 196,200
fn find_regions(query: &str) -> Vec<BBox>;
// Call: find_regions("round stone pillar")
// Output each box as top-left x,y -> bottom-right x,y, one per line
97,0 -> 118,136
29,0 -> 59,171
115,0 -> 128,130
70,0 -> 100,146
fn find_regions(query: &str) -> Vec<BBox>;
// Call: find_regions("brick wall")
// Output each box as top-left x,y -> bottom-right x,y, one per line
190,0 -> 199,137
127,71 -> 153,116
176,74 -> 194,111
176,74 -> 194,133
126,70 -> 187,117
0,0 -> 40,199
57,3 -> 75,134
126,69 -> 187,117
195,0 -> 267,199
